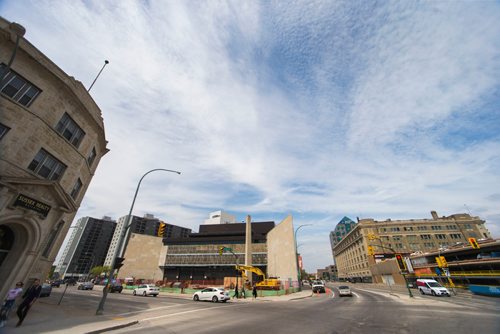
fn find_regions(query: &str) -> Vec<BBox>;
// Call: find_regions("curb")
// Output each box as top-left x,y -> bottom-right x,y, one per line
85,320 -> 139,334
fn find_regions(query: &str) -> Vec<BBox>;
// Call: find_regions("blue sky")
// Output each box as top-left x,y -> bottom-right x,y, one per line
2,0 -> 499,272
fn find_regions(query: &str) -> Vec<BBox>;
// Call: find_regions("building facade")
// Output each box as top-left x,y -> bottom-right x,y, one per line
203,210 -> 236,225
104,214 -> 190,267
333,211 -> 492,282
0,18 -> 108,298
55,216 -> 116,279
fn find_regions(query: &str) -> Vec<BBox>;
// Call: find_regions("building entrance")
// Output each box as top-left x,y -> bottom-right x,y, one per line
0,225 -> 14,267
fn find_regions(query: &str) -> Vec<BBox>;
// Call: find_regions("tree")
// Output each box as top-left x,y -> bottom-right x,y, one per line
90,266 -> 111,278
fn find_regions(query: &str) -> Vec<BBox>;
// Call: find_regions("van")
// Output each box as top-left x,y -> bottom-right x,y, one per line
416,279 -> 450,297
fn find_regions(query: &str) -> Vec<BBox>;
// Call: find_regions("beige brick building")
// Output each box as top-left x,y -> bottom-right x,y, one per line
333,211 -> 491,282
0,17 -> 108,298
119,233 -> 164,283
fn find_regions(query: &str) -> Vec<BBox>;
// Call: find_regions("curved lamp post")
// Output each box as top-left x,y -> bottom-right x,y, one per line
295,224 -> 312,291
96,168 -> 180,315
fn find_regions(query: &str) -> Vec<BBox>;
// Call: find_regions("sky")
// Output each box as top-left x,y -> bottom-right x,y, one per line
2,0 -> 499,272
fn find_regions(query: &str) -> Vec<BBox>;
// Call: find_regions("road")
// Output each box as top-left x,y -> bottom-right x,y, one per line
6,284 -> 499,334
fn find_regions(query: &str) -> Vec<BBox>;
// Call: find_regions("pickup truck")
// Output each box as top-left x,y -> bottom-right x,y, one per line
312,280 -> 326,293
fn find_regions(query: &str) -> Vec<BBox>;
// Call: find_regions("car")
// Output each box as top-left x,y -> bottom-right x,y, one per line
50,279 -> 64,287
312,280 -> 326,293
192,287 -> 230,302
39,283 -> 52,297
133,284 -> 159,297
338,285 -> 352,297
64,278 -> 77,286
109,283 -> 123,293
77,282 -> 94,290
416,279 -> 450,296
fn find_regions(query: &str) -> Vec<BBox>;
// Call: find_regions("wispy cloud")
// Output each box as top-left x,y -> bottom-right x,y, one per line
2,0 -> 499,271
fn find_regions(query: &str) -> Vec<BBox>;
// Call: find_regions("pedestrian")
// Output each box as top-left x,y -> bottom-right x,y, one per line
241,285 -> 246,299
16,279 -> 41,327
234,285 -> 239,299
0,282 -> 23,327
252,285 -> 257,299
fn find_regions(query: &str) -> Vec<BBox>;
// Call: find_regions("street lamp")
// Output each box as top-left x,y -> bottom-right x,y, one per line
295,224 -> 312,291
0,22 -> 26,85
96,168 -> 180,315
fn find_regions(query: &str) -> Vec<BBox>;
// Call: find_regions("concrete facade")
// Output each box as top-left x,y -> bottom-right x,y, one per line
0,18 -> 107,299
118,233 -> 164,283
203,210 -> 236,225
267,215 -> 299,287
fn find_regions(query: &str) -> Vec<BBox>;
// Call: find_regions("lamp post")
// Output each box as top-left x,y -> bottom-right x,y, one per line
295,224 -> 312,291
0,22 -> 26,85
96,168 -> 180,315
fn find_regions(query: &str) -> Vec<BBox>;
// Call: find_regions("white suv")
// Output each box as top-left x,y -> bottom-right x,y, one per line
312,280 -> 326,293
133,284 -> 160,297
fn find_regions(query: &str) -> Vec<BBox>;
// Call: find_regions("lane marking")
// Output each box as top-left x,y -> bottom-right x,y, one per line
142,303 -> 247,321
117,304 -> 181,316
352,292 -> 360,299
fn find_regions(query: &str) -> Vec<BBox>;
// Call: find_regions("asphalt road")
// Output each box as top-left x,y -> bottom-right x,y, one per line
113,285 -> 499,334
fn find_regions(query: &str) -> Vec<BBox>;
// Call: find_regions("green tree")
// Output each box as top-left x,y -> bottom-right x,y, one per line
90,266 -> 111,278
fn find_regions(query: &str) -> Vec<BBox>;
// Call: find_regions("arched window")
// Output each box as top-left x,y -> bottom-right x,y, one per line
0,225 -> 14,267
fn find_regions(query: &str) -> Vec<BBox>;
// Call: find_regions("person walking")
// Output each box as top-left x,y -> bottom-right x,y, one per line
241,285 -> 246,299
0,282 -> 23,327
252,285 -> 258,299
16,279 -> 41,327
234,285 -> 239,299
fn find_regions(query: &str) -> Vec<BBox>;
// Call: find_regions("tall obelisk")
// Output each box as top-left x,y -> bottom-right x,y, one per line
244,215 -> 252,284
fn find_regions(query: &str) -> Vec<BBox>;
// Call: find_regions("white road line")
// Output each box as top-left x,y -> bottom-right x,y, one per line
142,303 -> 247,321
117,304 -> 181,316
331,290 -> 335,298
352,292 -> 360,299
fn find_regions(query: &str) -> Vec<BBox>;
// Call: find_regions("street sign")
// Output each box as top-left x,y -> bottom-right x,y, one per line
443,268 -> 450,277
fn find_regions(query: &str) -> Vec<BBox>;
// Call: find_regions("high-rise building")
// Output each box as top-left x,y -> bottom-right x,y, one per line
0,18 -> 108,298
104,214 -> 191,267
55,216 -> 116,279
329,216 -> 357,260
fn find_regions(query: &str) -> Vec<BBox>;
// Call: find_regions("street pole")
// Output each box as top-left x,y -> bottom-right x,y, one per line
95,168 -> 180,315
294,224 -> 312,291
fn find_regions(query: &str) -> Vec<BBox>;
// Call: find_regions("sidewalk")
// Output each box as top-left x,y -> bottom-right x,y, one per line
0,289 -> 313,334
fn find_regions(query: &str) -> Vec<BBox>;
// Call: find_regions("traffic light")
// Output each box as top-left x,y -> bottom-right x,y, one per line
439,256 -> 448,267
468,237 -> 480,249
435,256 -> 443,268
218,246 -> 225,256
158,222 -> 166,237
114,257 -> 125,270
367,246 -> 375,256
395,254 -> 407,271
367,233 -> 377,241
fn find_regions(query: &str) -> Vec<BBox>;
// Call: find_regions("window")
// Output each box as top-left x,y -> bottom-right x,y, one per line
420,234 -> 432,240
417,226 -> 428,231
87,147 -> 97,166
435,234 -> 446,240
404,226 -> 413,231
450,234 -> 462,239
390,227 -> 400,232
392,235 -> 402,241
431,226 -> 442,230
55,113 -> 85,148
424,242 -> 435,248
0,123 -> 10,140
70,178 -> 83,199
28,149 -> 67,180
0,64 -> 41,107
407,235 -> 417,240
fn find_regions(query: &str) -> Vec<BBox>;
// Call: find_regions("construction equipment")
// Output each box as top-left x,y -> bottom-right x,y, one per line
235,265 -> 281,290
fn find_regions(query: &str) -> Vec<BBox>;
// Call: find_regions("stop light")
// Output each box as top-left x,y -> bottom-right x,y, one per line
435,256 -> 443,268
218,246 -> 225,256
158,222 -> 166,237
395,254 -> 407,271
439,256 -> 448,267
114,257 -> 125,270
468,237 -> 480,249
367,246 -> 374,256
367,233 -> 377,241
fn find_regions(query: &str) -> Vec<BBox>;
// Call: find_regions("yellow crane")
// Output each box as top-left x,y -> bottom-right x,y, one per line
235,265 -> 281,290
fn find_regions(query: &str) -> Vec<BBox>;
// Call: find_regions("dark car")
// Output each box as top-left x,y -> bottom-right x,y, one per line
77,282 -> 94,290
51,279 -> 64,287
39,283 -> 52,297
109,284 -> 123,293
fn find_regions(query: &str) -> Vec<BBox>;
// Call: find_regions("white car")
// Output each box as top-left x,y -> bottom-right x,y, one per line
416,279 -> 450,297
338,285 -> 352,297
312,280 -> 326,293
192,287 -> 230,302
133,284 -> 159,297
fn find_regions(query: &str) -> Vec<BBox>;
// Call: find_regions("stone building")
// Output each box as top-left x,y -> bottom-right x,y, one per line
333,211 -> 491,282
0,18 -> 108,298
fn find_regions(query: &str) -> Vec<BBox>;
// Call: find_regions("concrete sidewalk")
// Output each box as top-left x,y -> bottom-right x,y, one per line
0,289 -> 313,334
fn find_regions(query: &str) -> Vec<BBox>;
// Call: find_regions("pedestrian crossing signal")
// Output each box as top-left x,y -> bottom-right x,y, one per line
468,237 -> 480,249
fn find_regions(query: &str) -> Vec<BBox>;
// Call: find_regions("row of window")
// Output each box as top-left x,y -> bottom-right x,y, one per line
1,64 -> 41,107
379,224 -> 461,233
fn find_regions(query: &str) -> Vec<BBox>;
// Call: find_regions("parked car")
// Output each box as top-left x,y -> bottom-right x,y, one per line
50,279 -> 64,287
192,287 -> 230,303
133,284 -> 159,297
312,280 -> 326,293
77,282 -> 94,290
39,283 -> 52,297
109,283 -> 123,293
64,278 -> 77,286
338,285 -> 352,297
416,279 -> 450,296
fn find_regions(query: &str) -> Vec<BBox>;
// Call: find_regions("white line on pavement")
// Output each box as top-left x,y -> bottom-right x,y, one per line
142,303 -> 247,322
352,292 -> 361,299
117,304 -> 181,316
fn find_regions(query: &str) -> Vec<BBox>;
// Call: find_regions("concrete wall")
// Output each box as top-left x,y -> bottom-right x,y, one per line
118,233 -> 163,282
267,215 -> 298,285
